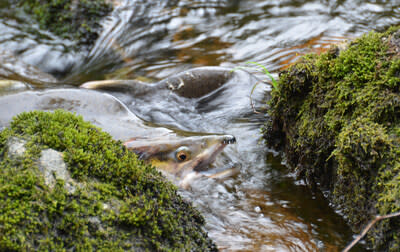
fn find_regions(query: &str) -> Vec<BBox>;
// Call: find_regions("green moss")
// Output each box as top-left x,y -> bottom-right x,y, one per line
18,0 -> 112,47
263,27 -> 400,250
0,110 -> 217,251
332,117 -> 394,227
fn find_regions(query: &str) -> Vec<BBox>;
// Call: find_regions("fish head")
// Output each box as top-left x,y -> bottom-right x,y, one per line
124,134 -> 236,179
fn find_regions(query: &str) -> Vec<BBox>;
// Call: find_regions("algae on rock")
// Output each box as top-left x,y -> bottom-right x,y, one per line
263,27 -> 400,251
0,110 -> 217,251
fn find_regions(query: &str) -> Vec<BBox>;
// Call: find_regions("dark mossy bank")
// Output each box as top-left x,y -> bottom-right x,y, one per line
0,110 -> 217,251
17,0 -> 112,47
263,27 -> 400,250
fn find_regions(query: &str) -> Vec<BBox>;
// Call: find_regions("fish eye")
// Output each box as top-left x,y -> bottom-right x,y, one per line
175,146 -> 191,162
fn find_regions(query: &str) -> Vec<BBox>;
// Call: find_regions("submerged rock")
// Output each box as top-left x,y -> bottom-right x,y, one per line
263,26 -> 400,250
0,110 -> 217,251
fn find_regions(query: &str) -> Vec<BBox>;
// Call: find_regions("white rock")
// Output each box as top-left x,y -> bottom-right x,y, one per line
39,149 -> 76,193
7,137 -> 27,158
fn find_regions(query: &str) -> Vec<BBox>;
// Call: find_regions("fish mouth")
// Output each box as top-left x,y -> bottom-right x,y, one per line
222,135 -> 236,145
179,135 -> 236,175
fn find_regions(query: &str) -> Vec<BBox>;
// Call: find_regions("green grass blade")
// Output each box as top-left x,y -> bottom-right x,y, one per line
245,61 -> 278,89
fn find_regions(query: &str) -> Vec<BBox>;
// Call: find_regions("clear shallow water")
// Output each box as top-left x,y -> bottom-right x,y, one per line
1,0 -> 400,251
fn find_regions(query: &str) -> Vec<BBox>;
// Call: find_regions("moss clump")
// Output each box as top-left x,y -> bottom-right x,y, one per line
263,27 -> 400,250
0,110 -> 217,251
18,0 -> 112,47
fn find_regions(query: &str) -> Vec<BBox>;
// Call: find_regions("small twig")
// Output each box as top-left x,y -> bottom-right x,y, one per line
343,211 -> 400,252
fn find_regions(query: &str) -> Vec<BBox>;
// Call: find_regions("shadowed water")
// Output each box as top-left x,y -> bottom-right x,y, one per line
1,0 -> 399,250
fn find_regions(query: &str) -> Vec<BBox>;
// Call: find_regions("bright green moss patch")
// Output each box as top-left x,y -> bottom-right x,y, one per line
0,110 -> 217,251
263,27 -> 400,250
18,0 -> 112,47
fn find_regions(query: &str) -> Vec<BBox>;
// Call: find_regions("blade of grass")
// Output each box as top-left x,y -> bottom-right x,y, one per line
231,63 -> 276,113
245,61 -> 278,90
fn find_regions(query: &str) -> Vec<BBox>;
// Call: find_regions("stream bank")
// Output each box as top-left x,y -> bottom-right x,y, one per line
263,26 -> 400,251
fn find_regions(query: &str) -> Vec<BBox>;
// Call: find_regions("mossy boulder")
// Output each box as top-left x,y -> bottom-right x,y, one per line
17,0 -> 112,47
0,110 -> 217,251
263,26 -> 400,250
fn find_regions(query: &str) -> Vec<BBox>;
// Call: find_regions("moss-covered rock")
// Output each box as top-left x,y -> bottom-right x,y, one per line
0,110 -> 217,251
263,26 -> 400,250
18,0 -> 112,47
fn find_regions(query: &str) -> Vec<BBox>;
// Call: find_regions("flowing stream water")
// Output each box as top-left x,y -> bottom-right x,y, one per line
1,1 -> 400,251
